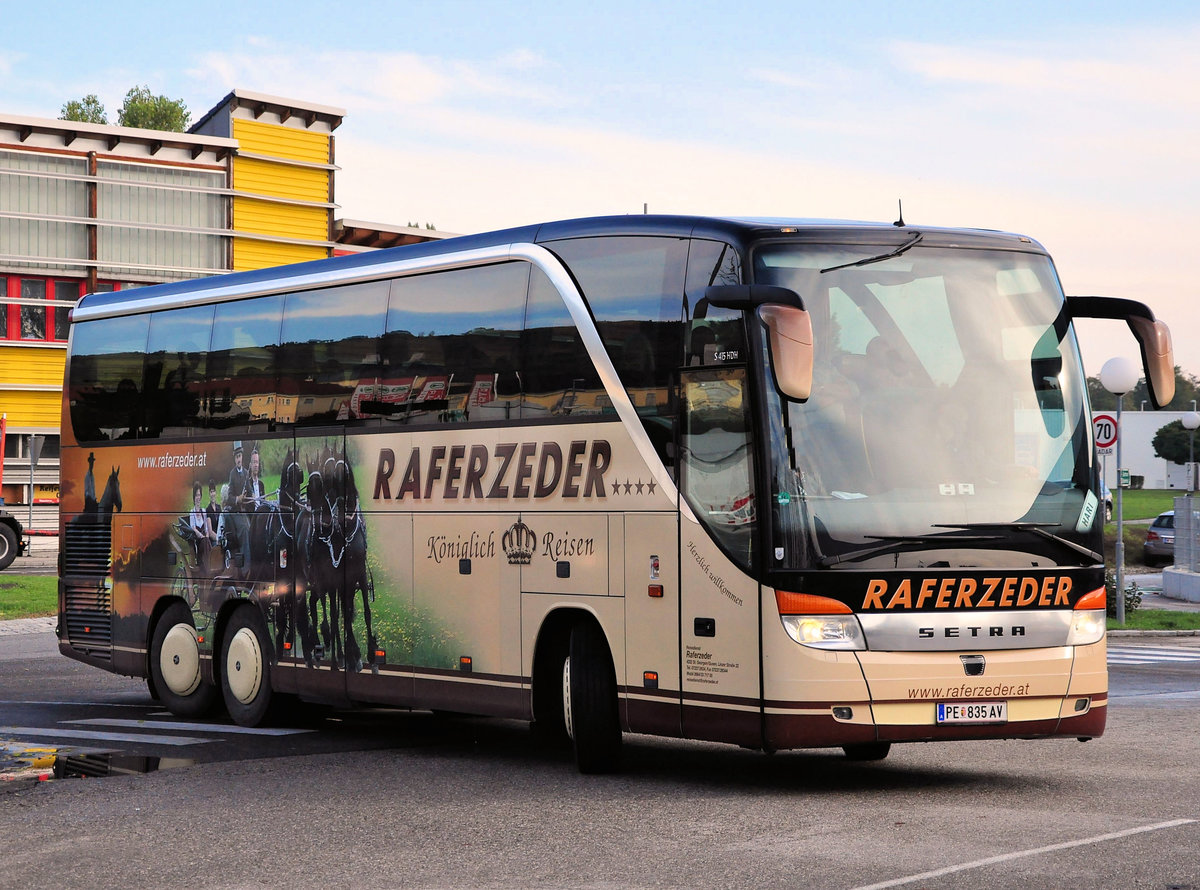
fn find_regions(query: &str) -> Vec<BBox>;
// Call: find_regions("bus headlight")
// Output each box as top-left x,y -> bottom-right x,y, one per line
1067,610 -> 1106,646
780,614 -> 866,650
1067,586 -> 1107,647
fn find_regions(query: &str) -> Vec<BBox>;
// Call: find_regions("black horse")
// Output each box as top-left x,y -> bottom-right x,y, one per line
296,449 -> 375,672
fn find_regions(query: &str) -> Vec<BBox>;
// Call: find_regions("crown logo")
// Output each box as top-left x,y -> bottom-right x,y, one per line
502,518 -> 537,565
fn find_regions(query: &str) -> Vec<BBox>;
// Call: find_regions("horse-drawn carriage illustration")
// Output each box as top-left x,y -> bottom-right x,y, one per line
168,445 -> 377,673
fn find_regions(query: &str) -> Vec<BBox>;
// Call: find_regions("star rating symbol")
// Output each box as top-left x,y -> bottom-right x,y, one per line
609,478 -> 659,497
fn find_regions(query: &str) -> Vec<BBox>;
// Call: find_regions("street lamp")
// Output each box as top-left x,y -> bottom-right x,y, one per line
1100,357 -> 1139,625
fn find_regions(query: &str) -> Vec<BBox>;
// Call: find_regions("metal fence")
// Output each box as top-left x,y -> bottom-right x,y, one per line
1173,495 -> 1200,573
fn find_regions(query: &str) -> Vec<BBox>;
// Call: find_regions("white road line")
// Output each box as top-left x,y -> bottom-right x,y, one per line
64,718 -> 312,736
1108,646 -> 1200,665
0,726 -> 212,746
849,819 -> 1196,890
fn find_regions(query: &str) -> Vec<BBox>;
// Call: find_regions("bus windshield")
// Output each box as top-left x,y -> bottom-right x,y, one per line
754,243 -> 1100,570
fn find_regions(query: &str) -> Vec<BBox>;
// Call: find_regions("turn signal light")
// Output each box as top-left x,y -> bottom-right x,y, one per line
775,590 -> 852,615
1073,587 -> 1107,610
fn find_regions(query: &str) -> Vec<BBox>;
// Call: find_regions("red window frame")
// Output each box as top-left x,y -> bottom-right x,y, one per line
3,276 -> 121,342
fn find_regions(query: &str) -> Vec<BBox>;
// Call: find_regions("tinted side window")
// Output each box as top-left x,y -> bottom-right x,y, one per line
205,296 -> 283,433
381,263 -> 527,425
279,281 -> 388,426
685,239 -> 746,366
144,304 -> 214,437
68,315 -> 151,441
548,236 -> 687,418
522,266 -> 604,420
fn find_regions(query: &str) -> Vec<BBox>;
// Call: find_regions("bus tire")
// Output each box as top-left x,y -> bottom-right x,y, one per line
0,524 -> 18,571
149,601 -> 217,717
843,742 -> 891,761
563,622 -> 621,774
220,605 -> 273,727
531,632 -> 570,746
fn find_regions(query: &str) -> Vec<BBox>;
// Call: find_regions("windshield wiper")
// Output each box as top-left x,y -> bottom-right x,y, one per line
932,522 -> 1103,564
818,531 -> 1001,568
820,231 -> 924,273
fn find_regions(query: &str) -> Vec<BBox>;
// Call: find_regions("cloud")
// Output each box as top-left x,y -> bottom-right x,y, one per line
185,42 -> 566,117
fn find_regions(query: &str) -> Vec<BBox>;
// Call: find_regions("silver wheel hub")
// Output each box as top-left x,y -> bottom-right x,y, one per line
160,623 -> 202,697
562,655 -> 574,740
226,626 -> 263,705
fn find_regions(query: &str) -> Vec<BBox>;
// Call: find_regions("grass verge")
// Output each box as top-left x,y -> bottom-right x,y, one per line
0,575 -> 57,620
1109,609 -> 1200,632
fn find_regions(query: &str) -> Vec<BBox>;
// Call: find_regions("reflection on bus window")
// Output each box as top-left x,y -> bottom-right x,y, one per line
381,263 -> 527,425
680,366 -> 756,569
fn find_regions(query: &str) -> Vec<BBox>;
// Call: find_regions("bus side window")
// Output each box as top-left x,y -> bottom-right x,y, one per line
382,263 -> 527,425
68,316 -> 150,442
523,267 -> 602,420
280,280 -> 388,427
144,304 -> 214,438
206,295 -> 283,433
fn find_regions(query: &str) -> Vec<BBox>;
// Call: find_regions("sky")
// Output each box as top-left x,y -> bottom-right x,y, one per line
2,0 -> 1197,382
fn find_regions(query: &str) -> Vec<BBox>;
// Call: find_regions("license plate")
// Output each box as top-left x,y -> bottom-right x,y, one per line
936,701 -> 1008,725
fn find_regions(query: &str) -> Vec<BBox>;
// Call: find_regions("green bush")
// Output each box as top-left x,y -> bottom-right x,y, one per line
1104,569 -> 1143,618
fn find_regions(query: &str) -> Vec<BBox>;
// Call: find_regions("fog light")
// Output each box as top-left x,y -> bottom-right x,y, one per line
833,707 -> 853,720
1074,698 -> 1090,712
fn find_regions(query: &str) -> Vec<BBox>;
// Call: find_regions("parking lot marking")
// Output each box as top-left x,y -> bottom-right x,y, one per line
849,819 -> 1196,890
64,718 -> 313,736
1108,645 -> 1200,665
0,726 -> 212,746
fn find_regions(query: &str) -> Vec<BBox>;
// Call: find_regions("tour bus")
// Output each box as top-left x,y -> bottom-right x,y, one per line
57,215 -> 1174,772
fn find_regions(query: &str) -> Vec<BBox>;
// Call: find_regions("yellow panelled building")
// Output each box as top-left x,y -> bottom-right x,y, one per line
191,91 -> 342,271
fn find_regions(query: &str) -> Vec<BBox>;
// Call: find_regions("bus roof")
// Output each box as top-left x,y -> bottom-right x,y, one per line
75,214 -> 1047,316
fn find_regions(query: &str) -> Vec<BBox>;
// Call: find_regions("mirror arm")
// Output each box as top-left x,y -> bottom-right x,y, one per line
1067,295 -> 1175,408
704,284 -> 805,311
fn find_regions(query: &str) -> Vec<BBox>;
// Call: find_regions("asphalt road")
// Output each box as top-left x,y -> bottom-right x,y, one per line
2,628 -> 1199,889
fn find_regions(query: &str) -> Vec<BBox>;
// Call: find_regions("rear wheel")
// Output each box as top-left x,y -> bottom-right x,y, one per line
149,601 -> 217,717
843,742 -> 891,762
220,605 -> 273,726
563,622 -> 621,774
0,524 -> 18,571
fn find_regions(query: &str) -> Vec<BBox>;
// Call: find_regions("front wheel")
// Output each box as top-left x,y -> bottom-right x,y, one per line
0,524 -> 18,571
149,601 -> 218,717
563,622 -> 621,774
220,605 -> 273,726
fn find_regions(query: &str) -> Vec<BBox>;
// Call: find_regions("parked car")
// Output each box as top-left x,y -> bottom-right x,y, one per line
1142,510 -> 1175,567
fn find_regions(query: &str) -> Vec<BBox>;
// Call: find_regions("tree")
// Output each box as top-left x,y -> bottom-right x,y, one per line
1152,420 -> 1192,465
60,94 -> 108,124
117,86 -> 190,132
1087,365 -> 1200,412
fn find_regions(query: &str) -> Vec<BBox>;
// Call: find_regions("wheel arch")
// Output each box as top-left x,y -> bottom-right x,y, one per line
531,605 -> 622,730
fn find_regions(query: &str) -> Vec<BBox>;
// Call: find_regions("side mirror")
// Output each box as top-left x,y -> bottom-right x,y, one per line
701,284 -> 813,400
758,304 -> 813,401
1067,296 -> 1175,408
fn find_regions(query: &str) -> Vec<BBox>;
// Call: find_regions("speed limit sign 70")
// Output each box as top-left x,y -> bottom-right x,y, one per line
1093,413 -> 1118,454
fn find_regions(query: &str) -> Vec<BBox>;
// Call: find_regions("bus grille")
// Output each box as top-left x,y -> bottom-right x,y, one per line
63,523 -> 113,578
63,583 -> 113,657
63,522 -> 114,659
